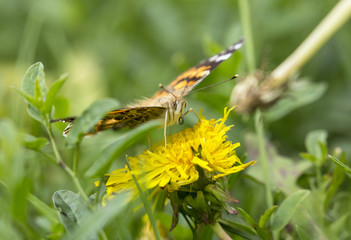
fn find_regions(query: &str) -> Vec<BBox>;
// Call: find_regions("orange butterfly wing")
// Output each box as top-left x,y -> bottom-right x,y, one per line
53,39 -> 243,135
146,39 -> 244,106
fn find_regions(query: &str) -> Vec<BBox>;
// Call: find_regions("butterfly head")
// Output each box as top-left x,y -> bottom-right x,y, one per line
167,97 -> 187,126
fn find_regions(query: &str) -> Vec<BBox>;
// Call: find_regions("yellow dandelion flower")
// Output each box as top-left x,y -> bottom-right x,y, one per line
105,107 -> 256,195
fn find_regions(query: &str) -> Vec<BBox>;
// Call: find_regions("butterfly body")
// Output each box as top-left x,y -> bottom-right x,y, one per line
53,39 -> 243,136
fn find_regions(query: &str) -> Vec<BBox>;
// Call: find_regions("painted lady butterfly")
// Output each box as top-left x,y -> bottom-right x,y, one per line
53,39 -> 243,142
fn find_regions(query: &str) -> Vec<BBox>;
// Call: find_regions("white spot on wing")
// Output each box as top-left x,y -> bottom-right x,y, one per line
229,41 -> 244,51
210,52 -> 232,63
208,40 -> 244,63
209,54 -> 219,62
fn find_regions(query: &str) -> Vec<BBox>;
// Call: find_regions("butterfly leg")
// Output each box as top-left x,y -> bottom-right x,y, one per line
164,110 -> 168,147
183,108 -> 201,122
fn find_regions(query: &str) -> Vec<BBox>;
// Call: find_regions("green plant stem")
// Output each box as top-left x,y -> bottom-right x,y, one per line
254,110 -> 273,208
46,123 -> 91,205
73,143 -> 80,176
255,110 -> 277,239
47,124 -> 63,164
126,158 -> 161,240
182,213 -> 196,237
39,150 -> 58,164
238,0 -> 256,73
212,223 -> 232,240
266,0 -> 351,89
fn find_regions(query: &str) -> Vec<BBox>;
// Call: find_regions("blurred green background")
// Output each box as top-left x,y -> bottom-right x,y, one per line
1,0 -> 351,239
1,0 -> 350,153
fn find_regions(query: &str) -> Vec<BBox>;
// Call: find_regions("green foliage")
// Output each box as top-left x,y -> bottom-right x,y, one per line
329,154 -> 351,178
264,80 -> 327,122
12,62 -> 66,124
271,190 -> 310,231
22,134 -> 49,151
236,207 -> 271,240
1,0 -> 351,239
52,190 -> 92,234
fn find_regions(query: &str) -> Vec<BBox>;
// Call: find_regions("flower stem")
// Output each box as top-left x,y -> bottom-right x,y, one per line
266,0 -> 351,89
255,111 -> 278,239
212,223 -> 232,240
254,110 -> 273,208
238,0 -> 256,73
46,123 -> 91,205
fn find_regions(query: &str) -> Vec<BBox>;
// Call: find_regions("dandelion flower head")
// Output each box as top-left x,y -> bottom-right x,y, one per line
105,107 -> 255,196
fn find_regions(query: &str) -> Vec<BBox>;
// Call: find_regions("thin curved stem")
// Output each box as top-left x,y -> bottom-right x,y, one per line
254,110 -> 272,208
238,0 -> 256,73
46,123 -> 91,205
212,223 -> 232,240
266,0 -> 351,88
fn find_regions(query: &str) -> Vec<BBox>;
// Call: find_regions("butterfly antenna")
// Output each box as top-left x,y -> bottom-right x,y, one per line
159,84 -> 177,99
185,74 -> 239,96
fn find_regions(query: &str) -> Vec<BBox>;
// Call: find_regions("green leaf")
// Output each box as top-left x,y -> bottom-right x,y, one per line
265,80 -> 327,121
245,133 -> 312,194
324,152 -> 346,210
34,77 -> 44,103
63,192 -> 128,240
271,189 -> 310,231
319,142 -> 328,161
258,205 -> 278,228
27,104 -> 42,122
299,152 -> 316,162
237,208 -> 271,240
52,190 -> 92,235
11,85 -> 40,109
65,98 -> 120,147
22,134 -> 48,151
329,154 -> 351,178
305,130 -> 327,164
21,62 -> 47,98
12,85 -> 43,122
218,218 -> 256,238
28,194 -> 59,224
43,73 -> 68,115
237,207 -> 257,229
329,211 -> 349,234
85,119 -> 161,178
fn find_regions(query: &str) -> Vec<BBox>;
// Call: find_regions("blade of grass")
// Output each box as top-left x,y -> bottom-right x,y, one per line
126,156 -> 161,240
238,0 -> 256,73
329,155 -> 351,178
28,194 -> 59,224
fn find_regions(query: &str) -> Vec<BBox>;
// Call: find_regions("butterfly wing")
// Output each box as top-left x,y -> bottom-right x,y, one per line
53,106 -> 166,136
146,39 -> 244,106
53,39 -> 243,136
97,106 -> 166,131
